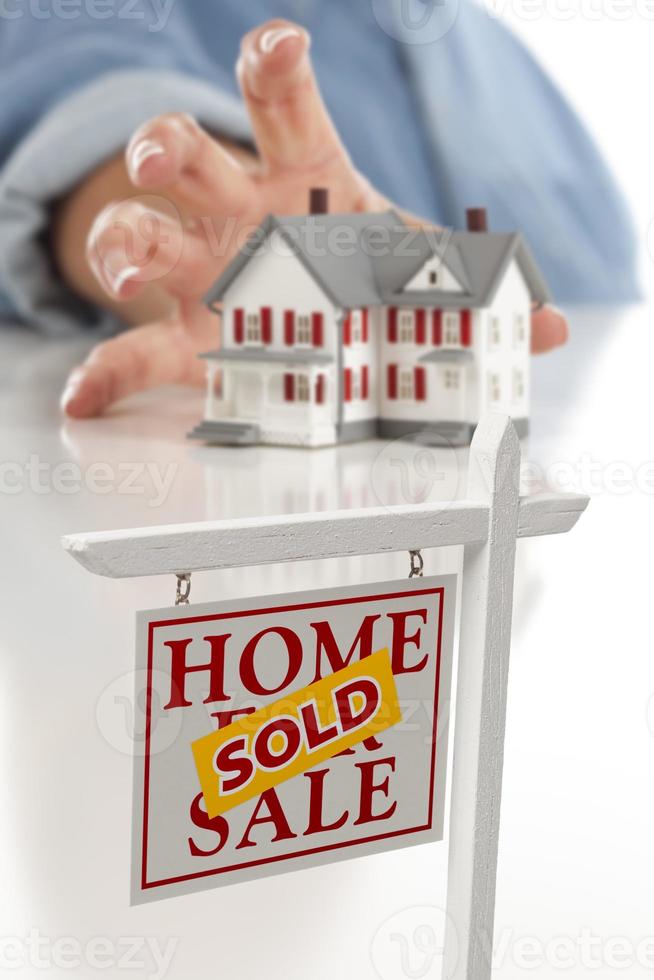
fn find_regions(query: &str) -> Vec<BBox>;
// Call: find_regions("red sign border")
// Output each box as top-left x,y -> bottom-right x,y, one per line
141,585 -> 446,891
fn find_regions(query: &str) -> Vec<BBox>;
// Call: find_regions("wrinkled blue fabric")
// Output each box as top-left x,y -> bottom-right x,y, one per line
0,0 -> 639,330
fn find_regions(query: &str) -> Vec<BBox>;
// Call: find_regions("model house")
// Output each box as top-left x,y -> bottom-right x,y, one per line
189,191 -> 550,447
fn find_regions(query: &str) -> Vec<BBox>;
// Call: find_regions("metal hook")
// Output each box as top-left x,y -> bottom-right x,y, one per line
175,573 -> 192,606
409,550 -> 424,578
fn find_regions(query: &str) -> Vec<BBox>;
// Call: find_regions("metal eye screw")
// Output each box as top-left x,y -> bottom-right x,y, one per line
409,550 -> 424,578
175,573 -> 192,605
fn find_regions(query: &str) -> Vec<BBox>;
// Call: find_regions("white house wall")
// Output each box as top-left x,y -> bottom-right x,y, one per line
342,306 -> 381,426
221,231 -> 338,364
216,230 -> 340,439
477,259 -> 531,420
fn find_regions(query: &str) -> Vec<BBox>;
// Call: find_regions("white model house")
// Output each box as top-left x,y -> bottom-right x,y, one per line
189,196 -> 550,447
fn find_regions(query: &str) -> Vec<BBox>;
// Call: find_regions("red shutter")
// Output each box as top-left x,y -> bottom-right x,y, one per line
315,374 -> 325,404
415,309 -> 426,344
261,306 -> 272,344
233,308 -> 244,344
344,368 -> 352,402
343,312 -> 352,346
361,365 -> 369,399
362,308 -> 369,342
432,309 -> 442,346
415,366 -> 427,401
284,310 -> 295,346
387,363 -> 398,400
461,309 -> 472,347
388,307 -> 398,343
283,373 -> 295,402
312,312 -> 324,347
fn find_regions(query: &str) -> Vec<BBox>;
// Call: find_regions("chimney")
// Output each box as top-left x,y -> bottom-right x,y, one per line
466,207 -> 488,232
309,187 -> 329,215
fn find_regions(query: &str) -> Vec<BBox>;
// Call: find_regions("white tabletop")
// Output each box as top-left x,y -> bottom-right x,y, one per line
1,306 -> 651,978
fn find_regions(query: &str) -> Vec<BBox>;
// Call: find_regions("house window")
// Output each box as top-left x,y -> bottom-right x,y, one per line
488,371 -> 501,403
513,313 -> 526,347
296,315 -> 312,345
245,312 -> 261,344
489,316 -> 501,348
351,370 -> 361,400
399,367 -> 414,400
443,313 -> 459,345
296,373 -> 310,402
513,368 -> 525,401
211,371 -> 223,400
429,269 -> 438,286
444,368 -> 460,390
350,311 -> 362,344
399,311 -> 414,343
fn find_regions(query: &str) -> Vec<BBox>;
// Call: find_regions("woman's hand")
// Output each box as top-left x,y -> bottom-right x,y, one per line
57,18 -> 568,419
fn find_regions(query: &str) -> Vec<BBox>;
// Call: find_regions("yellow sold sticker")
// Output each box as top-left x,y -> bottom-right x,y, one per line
192,647 -> 401,818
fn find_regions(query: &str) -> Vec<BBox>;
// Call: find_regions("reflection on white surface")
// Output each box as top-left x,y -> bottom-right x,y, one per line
0,308 -> 652,978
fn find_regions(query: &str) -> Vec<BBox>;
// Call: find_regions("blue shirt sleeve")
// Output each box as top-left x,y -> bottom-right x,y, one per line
0,0 -> 640,334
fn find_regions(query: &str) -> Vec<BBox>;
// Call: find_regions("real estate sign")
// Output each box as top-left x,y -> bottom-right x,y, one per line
132,577 -> 455,903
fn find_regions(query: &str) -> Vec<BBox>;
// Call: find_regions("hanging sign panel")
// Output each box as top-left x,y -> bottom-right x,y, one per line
131,576 -> 455,904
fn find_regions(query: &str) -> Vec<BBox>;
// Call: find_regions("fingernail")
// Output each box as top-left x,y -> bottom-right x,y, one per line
60,379 -> 81,413
259,26 -> 302,54
107,264 -> 141,297
129,139 -> 166,176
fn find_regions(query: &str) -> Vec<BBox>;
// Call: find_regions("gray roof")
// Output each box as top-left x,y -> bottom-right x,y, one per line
205,212 -> 551,312
201,348 -> 333,365
418,348 -> 475,364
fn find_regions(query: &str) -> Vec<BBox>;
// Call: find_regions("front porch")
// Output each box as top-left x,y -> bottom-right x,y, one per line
193,349 -> 336,447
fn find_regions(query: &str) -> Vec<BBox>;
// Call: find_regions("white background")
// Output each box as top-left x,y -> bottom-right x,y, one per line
1,10 -> 654,980
496,6 -> 654,293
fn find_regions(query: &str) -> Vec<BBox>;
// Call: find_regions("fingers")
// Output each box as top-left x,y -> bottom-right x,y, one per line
126,113 -> 253,215
531,305 -> 569,353
237,19 -> 351,175
61,303 -> 215,419
86,197 -> 218,302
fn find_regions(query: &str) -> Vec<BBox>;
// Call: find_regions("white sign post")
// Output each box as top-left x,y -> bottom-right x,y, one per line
63,414 -> 588,978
